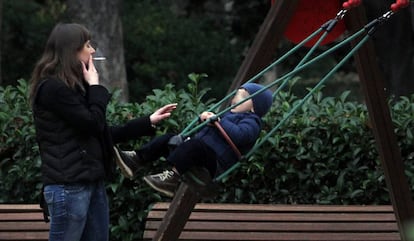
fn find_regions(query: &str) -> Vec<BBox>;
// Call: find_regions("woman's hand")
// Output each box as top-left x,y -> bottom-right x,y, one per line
150,103 -> 178,125
81,55 -> 99,85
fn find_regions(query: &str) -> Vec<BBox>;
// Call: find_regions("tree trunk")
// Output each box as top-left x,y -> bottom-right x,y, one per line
66,0 -> 128,101
0,0 -> 3,85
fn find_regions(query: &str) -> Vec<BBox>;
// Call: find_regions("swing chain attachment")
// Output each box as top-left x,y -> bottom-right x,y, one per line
363,1 -> 410,43
335,9 -> 348,20
338,0 -> 362,20
364,9 -> 395,35
382,11 -> 395,21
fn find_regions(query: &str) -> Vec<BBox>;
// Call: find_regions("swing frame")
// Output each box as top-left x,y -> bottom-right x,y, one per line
148,1 -> 414,241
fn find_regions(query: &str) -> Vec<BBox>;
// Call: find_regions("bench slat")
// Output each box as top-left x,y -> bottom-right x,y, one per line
0,213 -> 45,221
0,205 -> 41,212
0,222 -> 49,231
145,221 -> 398,232
147,210 -> 396,222
151,203 -> 394,213
0,231 -> 48,241
143,231 -> 401,241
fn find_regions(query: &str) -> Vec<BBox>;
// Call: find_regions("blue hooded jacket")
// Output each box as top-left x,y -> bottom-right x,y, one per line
194,111 -> 261,174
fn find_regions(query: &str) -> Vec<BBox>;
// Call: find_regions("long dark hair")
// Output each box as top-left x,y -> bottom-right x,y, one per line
29,23 -> 91,104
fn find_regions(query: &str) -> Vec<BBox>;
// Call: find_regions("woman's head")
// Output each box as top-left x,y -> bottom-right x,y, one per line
30,23 -> 93,102
46,23 -> 92,64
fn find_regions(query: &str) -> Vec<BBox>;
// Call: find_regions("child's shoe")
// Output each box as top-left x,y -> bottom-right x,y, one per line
113,147 -> 141,179
143,170 -> 180,197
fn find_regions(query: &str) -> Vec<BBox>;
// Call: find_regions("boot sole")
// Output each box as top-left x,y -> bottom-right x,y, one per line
113,147 -> 134,179
143,176 -> 175,198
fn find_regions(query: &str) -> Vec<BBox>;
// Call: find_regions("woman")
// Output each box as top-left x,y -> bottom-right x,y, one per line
29,23 -> 176,241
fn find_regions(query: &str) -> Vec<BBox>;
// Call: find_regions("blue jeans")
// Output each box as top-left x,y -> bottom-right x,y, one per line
43,181 -> 109,241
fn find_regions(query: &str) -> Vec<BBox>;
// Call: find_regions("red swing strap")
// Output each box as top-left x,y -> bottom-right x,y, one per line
213,121 -> 242,159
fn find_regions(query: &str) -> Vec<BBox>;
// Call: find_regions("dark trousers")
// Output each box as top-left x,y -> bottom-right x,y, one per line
138,134 -> 217,177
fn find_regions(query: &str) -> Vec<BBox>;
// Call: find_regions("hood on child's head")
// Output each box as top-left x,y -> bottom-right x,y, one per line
241,83 -> 273,117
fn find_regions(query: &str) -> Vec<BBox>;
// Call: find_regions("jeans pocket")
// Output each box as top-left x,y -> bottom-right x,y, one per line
43,191 -> 54,204
43,191 -> 54,217
43,188 -> 66,218
64,184 -> 89,221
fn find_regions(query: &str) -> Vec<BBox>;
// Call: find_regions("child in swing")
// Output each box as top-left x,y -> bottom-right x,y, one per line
114,83 -> 273,197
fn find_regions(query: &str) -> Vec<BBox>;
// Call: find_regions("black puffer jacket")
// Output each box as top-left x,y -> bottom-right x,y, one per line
33,78 -> 155,185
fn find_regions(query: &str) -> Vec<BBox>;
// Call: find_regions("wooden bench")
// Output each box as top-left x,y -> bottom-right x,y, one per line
144,202 -> 401,241
0,204 -> 49,241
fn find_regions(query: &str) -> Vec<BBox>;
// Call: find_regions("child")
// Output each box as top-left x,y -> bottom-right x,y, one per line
114,83 -> 273,197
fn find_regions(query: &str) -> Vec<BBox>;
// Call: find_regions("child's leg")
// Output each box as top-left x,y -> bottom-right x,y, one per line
138,133 -> 175,162
142,139 -> 217,197
167,139 -> 217,177
114,133 -> 175,178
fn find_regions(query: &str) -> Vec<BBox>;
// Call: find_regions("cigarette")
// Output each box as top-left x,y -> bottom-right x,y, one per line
93,57 -> 106,61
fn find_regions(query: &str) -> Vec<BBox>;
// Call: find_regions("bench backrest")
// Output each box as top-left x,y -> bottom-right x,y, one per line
144,202 -> 401,241
0,204 -> 49,241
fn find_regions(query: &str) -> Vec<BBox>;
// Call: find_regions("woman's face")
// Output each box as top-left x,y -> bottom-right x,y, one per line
231,88 -> 254,113
77,40 -> 96,64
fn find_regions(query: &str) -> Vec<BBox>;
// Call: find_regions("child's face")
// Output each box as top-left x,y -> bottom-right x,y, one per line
231,88 -> 254,113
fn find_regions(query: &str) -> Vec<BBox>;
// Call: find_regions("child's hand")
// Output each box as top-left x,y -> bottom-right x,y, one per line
150,103 -> 178,125
199,111 -> 216,122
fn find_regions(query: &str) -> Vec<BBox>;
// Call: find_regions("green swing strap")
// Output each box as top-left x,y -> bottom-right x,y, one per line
215,39 -> 367,182
180,28 -> 325,137
185,3 -> 402,183
215,7 -> 400,182
180,7 -> 352,138
181,12 -> 360,139
184,8 -> 356,184
216,36 -> 374,183
180,27 -> 362,139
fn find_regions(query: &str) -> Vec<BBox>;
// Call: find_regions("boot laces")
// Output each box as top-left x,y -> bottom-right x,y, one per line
124,151 -> 136,157
158,170 -> 175,181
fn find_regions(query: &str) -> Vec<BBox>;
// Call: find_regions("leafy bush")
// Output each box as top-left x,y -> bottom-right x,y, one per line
1,77 -> 413,240
0,79 -> 42,203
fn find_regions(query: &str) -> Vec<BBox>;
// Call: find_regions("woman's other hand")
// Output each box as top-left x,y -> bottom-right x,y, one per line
150,103 -> 178,125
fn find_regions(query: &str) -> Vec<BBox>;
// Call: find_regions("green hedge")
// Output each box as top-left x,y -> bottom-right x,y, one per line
1,77 -> 413,240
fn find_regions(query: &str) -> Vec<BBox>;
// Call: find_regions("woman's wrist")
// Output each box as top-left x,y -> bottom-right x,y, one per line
149,115 -> 157,128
